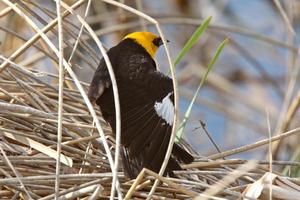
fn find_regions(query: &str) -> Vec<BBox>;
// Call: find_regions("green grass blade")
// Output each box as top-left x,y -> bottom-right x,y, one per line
173,16 -> 212,66
282,146 -> 300,177
176,38 -> 229,142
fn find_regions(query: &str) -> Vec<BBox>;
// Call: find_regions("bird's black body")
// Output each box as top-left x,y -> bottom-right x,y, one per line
89,37 -> 193,178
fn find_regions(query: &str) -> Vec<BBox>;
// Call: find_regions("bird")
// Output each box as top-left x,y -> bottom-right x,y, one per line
88,32 -> 194,178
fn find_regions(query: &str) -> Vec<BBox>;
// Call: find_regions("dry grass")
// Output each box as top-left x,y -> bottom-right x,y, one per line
0,0 -> 300,199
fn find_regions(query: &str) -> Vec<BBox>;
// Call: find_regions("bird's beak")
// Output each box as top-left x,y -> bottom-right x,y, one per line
158,37 -> 170,46
153,37 -> 170,47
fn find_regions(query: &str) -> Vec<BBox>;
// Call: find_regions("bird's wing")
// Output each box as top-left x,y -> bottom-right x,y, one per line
116,54 -> 186,176
119,54 -> 174,101
88,59 -> 111,104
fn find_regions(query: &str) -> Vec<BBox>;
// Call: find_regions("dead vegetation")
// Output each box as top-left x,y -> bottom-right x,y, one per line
0,0 -> 300,199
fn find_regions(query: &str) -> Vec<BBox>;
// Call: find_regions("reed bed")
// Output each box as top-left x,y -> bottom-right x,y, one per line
0,0 -> 300,199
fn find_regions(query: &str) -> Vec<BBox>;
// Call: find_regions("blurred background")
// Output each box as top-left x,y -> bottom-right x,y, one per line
1,0 -> 299,173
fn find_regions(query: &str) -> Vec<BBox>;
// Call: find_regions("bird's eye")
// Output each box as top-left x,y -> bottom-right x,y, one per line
152,37 -> 163,47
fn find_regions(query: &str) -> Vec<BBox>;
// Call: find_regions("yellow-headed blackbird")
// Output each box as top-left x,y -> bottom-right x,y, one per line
88,32 -> 194,178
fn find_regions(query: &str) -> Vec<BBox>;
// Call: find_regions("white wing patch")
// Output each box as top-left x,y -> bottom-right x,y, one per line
154,93 -> 174,125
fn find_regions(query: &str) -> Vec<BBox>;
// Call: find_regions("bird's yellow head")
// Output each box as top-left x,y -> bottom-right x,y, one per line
124,32 -> 166,58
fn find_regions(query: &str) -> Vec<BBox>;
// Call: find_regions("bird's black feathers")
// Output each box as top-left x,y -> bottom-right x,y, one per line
88,38 -> 193,178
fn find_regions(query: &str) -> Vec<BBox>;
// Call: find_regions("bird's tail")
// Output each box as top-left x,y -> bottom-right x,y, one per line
121,143 -> 194,179
172,143 -> 194,164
